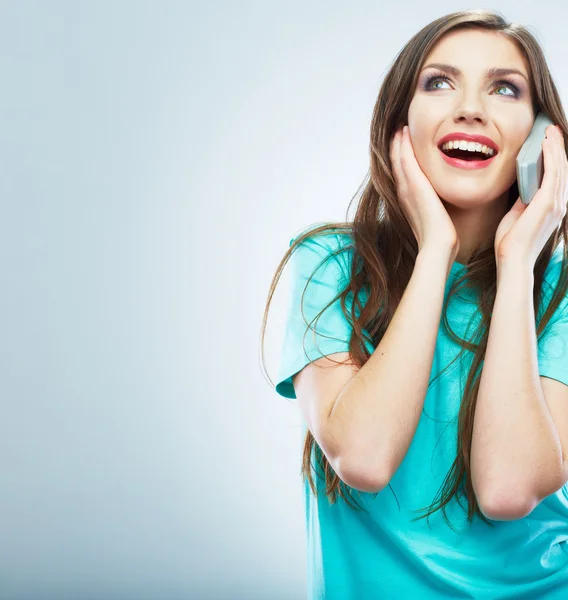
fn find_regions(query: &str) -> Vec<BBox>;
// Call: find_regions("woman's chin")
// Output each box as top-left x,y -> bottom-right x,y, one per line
433,185 -> 507,208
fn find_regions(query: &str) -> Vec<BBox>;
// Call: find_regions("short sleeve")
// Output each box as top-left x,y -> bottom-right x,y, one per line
274,228 -> 375,399
538,247 -> 568,386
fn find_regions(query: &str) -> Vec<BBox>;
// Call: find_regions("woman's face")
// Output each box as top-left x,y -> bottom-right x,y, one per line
407,28 -> 535,208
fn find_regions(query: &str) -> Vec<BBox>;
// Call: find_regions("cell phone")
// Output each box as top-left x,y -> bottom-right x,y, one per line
516,111 -> 556,205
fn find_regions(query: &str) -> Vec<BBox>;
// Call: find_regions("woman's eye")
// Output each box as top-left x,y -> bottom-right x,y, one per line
494,84 -> 515,96
423,75 -> 519,98
428,78 -> 449,90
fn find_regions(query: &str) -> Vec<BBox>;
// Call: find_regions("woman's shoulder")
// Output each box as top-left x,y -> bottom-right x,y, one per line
288,221 -> 355,253
539,243 -> 568,320
287,223 -> 357,278
543,243 -> 567,284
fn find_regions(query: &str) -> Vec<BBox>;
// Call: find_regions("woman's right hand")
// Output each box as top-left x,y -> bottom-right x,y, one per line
390,125 -> 459,257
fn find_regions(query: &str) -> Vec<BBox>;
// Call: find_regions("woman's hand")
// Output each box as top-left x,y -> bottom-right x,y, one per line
390,125 -> 459,255
494,124 -> 568,268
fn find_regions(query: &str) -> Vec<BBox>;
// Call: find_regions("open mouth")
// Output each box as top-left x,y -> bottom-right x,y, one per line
438,145 -> 497,161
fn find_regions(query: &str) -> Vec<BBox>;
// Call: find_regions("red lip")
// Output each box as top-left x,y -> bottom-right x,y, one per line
437,132 -> 499,153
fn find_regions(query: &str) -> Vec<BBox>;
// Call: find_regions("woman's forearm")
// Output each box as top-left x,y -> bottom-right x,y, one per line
326,245 -> 456,492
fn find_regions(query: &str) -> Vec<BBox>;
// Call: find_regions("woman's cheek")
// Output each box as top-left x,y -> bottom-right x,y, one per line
411,135 -> 433,165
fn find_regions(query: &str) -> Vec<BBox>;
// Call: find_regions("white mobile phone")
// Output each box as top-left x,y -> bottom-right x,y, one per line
516,111 -> 556,205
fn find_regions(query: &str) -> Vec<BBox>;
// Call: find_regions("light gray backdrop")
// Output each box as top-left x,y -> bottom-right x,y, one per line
1,1 -> 566,599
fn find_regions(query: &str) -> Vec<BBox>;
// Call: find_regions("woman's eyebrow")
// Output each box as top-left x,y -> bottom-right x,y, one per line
421,62 -> 528,83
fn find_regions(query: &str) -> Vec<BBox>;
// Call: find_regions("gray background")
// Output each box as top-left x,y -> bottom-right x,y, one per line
1,1 -> 566,599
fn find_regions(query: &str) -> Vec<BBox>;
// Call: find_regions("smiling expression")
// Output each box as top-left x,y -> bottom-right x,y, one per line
407,28 -> 536,207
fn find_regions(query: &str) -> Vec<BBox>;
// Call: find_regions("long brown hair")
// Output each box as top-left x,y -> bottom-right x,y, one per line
259,9 -> 568,531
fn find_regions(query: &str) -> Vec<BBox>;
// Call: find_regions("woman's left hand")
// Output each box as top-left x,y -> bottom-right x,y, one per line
494,124 -> 568,267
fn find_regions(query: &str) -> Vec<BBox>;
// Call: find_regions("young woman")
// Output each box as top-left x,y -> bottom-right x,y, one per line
260,9 -> 568,598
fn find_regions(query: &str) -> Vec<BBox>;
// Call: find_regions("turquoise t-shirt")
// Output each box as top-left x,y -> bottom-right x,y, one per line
275,224 -> 568,599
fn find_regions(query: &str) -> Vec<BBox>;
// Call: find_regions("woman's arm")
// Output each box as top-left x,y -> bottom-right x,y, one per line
326,243 -> 456,491
471,258 -> 567,519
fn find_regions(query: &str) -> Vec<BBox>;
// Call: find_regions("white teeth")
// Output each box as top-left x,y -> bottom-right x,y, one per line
441,140 -> 495,156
